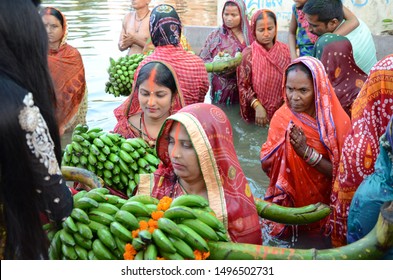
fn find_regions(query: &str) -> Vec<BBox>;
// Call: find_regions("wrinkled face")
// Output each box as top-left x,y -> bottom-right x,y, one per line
42,14 -> 63,47
286,69 -> 315,116
293,0 -> 308,8
305,14 -> 334,36
255,16 -> 275,49
168,122 -> 202,183
223,5 -> 241,29
138,79 -> 173,120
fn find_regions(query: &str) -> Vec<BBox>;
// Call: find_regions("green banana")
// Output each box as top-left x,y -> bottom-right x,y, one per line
87,220 -> 108,234
137,157 -> 149,169
114,236 -> 127,254
163,205 -> 197,220
178,224 -> 209,252
161,251 -> 185,260
119,149 -> 134,163
168,236 -> 195,259
84,191 -> 107,203
132,237 -> 146,251
95,202 -> 120,215
97,227 -> 117,250
181,218 -> 219,241
63,216 -> 78,233
157,217 -> 185,239
151,228 -> 176,254
138,229 -> 152,244
99,133 -> 114,147
134,250 -> 144,260
74,244 -> 89,260
143,153 -> 160,166
92,239 -> 117,260
76,222 -> 93,240
144,243 -> 158,260
48,230 -> 62,260
74,196 -> 99,209
120,142 -> 135,153
89,210 -> 115,226
59,228 -> 75,247
128,195 -> 159,205
73,232 -> 92,250
170,194 -> 209,208
120,201 -> 151,217
110,221 -> 133,242
61,243 -> 78,260
193,208 -> 226,232
114,210 -> 140,230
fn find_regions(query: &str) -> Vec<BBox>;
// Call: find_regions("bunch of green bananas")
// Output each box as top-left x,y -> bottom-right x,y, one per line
105,53 -> 145,97
61,124 -> 160,197
131,194 -> 230,260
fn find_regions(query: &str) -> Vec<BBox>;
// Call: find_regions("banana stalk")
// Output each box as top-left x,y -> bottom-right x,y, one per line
61,166 -> 104,191
205,52 -> 242,73
208,201 -> 393,260
254,198 -> 331,225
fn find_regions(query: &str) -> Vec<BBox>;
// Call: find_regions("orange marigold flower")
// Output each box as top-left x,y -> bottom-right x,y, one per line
194,250 -> 202,260
202,251 -> 210,260
151,210 -> 164,220
123,243 -> 137,260
148,227 -> 155,234
139,220 -> 149,230
157,196 -> 172,211
132,229 -> 140,238
148,218 -> 158,228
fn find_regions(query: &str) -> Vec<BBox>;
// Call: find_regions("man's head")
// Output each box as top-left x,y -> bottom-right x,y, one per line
303,0 -> 344,36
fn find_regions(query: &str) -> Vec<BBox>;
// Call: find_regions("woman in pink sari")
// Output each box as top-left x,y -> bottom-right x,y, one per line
237,9 -> 290,126
260,56 -> 350,247
199,0 -> 253,105
138,103 -> 262,244
113,60 -> 185,146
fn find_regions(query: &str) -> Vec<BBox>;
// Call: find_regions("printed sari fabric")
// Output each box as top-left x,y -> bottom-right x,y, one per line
135,4 -> 208,105
138,103 -> 262,245
313,34 -> 368,116
330,54 -> 393,247
260,56 -> 351,238
199,0 -> 253,105
347,115 -> 393,259
113,60 -> 185,142
47,8 -> 87,135
238,9 -> 291,122
293,4 -> 318,57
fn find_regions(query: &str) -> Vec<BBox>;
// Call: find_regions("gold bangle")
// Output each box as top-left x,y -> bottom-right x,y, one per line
252,100 -> 261,110
250,99 -> 258,108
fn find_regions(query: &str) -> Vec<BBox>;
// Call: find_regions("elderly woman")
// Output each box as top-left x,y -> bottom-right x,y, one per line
138,103 -> 262,245
40,7 -> 88,135
260,56 -> 350,246
113,61 -> 185,146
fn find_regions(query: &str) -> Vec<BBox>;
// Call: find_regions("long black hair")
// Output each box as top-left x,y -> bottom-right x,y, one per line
0,0 -> 62,259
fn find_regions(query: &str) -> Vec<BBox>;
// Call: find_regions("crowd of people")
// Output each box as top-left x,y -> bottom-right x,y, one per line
0,0 -> 392,259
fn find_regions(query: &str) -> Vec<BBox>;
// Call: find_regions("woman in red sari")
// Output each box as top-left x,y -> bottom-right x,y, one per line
199,0 -> 253,105
113,60 -> 185,146
40,7 -> 87,136
313,34 -> 367,116
329,54 -> 393,247
260,56 -> 350,247
138,103 -> 262,244
237,9 -> 291,126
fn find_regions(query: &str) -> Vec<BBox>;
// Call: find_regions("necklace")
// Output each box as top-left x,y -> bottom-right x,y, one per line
140,113 -> 156,146
134,10 -> 150,33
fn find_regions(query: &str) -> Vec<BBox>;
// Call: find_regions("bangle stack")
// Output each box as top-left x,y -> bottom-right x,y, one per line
251,99 -> 261,110
303,146 -> 323,167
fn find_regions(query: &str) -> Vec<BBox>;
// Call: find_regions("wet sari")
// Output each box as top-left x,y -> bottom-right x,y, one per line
330,54 -> 393,247
113,60 -> 185,144
139,103 -> 262,245
313,34 -> 368,116
238,9 -> 291,122
46,8 -> 87,135
260,56 -> 351,239
347,115 -> 393,259
199,0 -> 253,105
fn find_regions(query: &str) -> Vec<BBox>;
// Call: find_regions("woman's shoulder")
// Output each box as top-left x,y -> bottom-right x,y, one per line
128,112 -> 142,129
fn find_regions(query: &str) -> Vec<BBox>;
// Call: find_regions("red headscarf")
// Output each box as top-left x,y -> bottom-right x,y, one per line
139,103 -> 262,244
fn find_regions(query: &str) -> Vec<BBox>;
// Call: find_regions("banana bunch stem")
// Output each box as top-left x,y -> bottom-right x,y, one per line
62,166 -> 104,191
208,201 -> 393,260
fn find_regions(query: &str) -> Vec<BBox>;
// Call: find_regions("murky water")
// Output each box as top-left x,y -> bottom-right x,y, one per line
42,0 -> 269,198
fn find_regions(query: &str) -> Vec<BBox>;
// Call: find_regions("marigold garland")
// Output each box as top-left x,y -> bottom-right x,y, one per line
123,243 -> 137,260
194,250 -> 210,260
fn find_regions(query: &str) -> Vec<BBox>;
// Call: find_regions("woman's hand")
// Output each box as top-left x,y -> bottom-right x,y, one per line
255,104 -> 269,127
289,124 -> 308,157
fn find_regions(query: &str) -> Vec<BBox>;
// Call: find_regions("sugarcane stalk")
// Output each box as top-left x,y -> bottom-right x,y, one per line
205,52 -> 242,73
208,201 -> 393,260
255,198 -> 331,225
61,166 -> 104,190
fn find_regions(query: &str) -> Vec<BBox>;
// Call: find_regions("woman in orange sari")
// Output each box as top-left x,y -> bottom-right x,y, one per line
260,56 -> 350,247
40,7 -> 87,135
138,103 -> 262,244
329,54 -> 393,247
113,60 -> 185,146
237,9 -> 290,126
